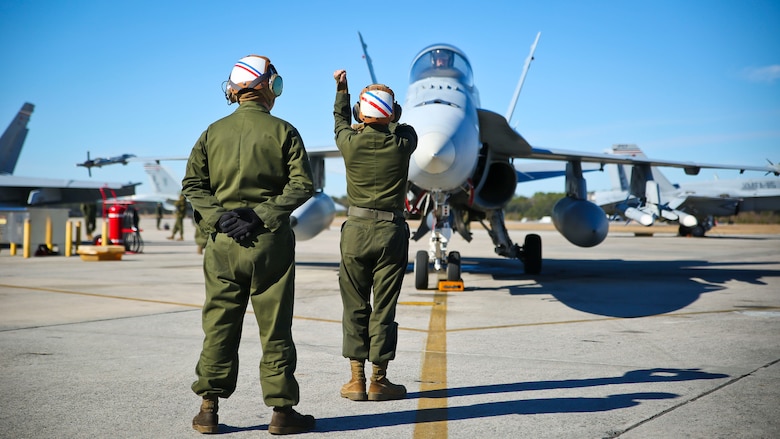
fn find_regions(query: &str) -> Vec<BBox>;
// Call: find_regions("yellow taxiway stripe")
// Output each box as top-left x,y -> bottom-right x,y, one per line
0,283 -> 202,308
414,291 -> 449,438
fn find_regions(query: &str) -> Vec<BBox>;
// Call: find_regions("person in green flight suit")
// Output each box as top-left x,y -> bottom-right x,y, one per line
80,202 -> 97,240
332,69 -> 418,402
155,202 -> 164,230
193,216 -> 207,255
183,54 -> 315,435
167,194 -> 186,240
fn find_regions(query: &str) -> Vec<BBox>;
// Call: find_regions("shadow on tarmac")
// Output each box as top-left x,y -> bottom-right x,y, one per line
460,257 -> 779,318
219,368 -> 727,433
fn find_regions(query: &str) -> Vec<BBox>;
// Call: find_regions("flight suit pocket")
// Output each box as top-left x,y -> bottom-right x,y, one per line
340,220 -> 368,257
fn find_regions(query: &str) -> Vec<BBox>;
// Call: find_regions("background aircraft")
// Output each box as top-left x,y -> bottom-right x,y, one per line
0,103 -> 139,207
108,162 -> 182,211
593,144 -> 780,236
76,35 -> 779,289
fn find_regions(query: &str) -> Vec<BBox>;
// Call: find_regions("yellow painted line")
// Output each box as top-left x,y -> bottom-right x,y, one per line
414,291 -> 448,438
399,301 -> 437,306
0,283 -> 202,308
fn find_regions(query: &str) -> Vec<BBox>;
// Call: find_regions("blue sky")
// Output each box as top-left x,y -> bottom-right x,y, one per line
1,0 -> 778,198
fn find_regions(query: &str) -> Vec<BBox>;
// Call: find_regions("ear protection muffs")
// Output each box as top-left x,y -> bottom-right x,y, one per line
391,102 -> 401,122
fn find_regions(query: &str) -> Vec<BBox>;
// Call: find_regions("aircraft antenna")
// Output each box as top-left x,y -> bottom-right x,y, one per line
505,32 -> 541,124
358,31 -> 378,84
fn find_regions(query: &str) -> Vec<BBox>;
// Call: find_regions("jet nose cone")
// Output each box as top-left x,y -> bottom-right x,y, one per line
414,132 -> 456,174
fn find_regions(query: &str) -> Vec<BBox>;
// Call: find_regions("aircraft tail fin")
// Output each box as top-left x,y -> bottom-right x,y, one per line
358,31 -> 378,84
505,32 -> 541,124
0,102 -> 34,175
610,144 -> 676,192
143,162 -> 181,197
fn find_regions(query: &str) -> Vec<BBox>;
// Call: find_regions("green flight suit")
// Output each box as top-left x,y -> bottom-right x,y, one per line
333,92 -> 417,363
171,195 -> 186,239
183,101 -> 314,408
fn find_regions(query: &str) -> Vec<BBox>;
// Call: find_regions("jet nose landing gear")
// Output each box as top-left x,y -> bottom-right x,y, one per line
414,250 -> 463,290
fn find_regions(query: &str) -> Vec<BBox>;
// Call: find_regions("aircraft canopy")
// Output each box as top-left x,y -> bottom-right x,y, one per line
409,44 -> 473,86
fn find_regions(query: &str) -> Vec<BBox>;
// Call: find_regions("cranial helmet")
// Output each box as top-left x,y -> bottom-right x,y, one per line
225,55 -> 283,104
352,84 -> 401,125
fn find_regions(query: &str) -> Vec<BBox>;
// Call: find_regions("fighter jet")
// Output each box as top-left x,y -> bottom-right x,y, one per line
76,152 -> 137,177
593,144 -> 780,237
300,33 -> 778,289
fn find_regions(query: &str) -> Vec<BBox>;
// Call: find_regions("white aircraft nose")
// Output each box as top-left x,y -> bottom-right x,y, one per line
414,131 -> 455,174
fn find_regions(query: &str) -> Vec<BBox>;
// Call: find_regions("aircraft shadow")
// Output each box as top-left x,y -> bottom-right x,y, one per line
218,368 -> 726,433
458,256 -> 777,318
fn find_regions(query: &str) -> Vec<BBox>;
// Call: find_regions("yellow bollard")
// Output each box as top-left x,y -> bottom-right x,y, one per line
65,220 -> 73,257
23,218 -> 31,258
46,216 -> 53,251
101,220 -> 108,247
10,242 -> 17,256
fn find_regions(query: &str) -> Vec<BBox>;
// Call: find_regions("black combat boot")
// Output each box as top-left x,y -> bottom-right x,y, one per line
268,407 -> 315,435
192,395 -> 219,434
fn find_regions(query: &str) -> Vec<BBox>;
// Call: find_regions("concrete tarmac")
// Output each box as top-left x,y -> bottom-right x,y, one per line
1,220 -> 778,438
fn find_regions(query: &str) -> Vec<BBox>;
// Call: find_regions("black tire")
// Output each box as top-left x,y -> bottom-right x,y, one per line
123,231 -> 144,253
446,251 -> 461,281
414,250 -> 429,290
691,225 -> 706,237
522,234 -> 542,275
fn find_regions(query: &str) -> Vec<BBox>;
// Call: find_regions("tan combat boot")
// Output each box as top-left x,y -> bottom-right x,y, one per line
340,359 -> 368,401
368,361 -> 407,401
192,395 -> 219,434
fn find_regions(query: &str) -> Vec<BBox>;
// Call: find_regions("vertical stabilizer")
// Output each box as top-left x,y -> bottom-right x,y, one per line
143,162 -> 181,198
0,102 -> 34,175
611,144 -> 676,192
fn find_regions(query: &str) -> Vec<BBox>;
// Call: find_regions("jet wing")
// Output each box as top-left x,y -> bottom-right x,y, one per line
476,108 -> 778,177
0,175 -> 139,206
671,195 -> 742,217
515,161 -> 601,183
525,146 -> 780,176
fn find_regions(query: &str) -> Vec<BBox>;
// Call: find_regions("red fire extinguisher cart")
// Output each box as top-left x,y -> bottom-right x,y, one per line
94,188 -> 144,253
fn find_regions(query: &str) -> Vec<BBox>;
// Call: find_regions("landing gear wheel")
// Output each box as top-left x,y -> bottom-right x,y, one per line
446,251 -> 461,281
521,233 -> 542,275
691,225 -> 706,237
414,250 -> 429,290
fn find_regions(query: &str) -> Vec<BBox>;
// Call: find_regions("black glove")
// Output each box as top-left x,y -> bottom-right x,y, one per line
226,207 -> 262,241
217,211 -> 239,233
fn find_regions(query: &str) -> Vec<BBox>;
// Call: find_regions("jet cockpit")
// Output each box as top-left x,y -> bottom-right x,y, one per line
409,44 -> 474,87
